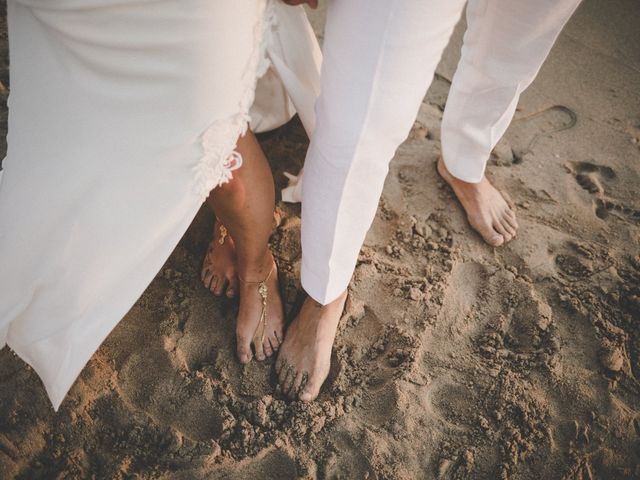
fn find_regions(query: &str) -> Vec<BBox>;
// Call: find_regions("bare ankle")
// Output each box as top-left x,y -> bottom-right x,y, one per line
237,248 -> 275,280
305,289 -> 347,308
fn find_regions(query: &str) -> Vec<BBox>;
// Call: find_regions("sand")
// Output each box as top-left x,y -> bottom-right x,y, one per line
1,1 -> 639,479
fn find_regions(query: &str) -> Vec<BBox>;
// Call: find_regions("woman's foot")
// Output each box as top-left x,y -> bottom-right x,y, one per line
275,290 -> 348,401
437,157 -> 518,247
201,220 -> 239,298
236,251 -> 285,363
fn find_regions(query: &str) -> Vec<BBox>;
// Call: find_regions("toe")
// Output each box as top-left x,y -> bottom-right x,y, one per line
209,275 -> 219,294
202,271 -> 213,289
290,371 -> 306,400
504,210 -> 519,230
268,333 -> 280,353
275,354 -> 286,376
299,376 -> 322,402
213,276 -> 227,296
501,216 -> 517,238
478,223 -> 504,247
282,368 -> 298,398
253,338 -> 266,361
469,214 -> 504,247
263,338 -> 274,358
282,366 -> 296,396
274,326 -> 284,346
493,219 -> 513,243
226,275 -> 238,298
236,331 -> 253,364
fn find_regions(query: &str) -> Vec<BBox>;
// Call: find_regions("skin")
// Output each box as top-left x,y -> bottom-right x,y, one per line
205,130 -> 285,363
275,291 -> 347,401
206,0 -> 513,398
201,219 -> 238,298
281,0 -> 318,8
200,0 -> 318,356
437,157 -> 518,247
270,154 -> 519,401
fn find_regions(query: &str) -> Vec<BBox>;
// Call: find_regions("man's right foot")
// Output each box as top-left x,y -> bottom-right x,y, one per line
201,220 -> 238,298
275,290 -> 348,401
437,157 -> 518,247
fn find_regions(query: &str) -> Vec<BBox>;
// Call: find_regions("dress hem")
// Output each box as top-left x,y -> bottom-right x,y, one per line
193,0 -> 277,203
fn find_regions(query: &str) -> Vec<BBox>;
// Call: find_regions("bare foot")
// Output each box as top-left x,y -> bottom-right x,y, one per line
236,251 -> 285,363
275,290 -> 348,401
437,157 -> 518,247
201,220 -> 238,298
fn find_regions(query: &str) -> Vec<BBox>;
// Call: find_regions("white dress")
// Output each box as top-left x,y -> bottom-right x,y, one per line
0,0 -> 320,410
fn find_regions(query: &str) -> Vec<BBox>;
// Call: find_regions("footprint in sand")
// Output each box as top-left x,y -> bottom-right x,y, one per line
572,160 -> 616,195
501,280 -> 554,355
425,377 -> 479,429
568,160 -> 640,223
474,275 -> 557,364
553,240 -> 597,279
215,448 -> 300,480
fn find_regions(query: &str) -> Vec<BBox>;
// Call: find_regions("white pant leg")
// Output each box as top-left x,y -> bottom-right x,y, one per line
441,0 -> 582,182
301,0 -> 466,304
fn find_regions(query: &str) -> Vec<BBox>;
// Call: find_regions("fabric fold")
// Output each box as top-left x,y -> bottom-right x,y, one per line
0,0 -> 320,410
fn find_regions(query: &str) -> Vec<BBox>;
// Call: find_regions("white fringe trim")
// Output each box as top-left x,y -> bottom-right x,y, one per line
193,0 -> 277,202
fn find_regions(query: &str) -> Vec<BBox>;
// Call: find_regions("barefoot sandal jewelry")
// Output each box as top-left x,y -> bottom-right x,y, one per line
239,263 -> 275,344
218,224 -> 228,245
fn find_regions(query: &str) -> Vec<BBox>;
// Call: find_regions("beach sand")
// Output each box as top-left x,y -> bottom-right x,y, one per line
1,1 -> 639,479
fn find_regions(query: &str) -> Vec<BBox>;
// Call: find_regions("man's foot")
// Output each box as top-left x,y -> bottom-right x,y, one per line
437,157 -> 518,247
275,290 -> 348,401
201,220 -> 238,298
236,251 -> 285,363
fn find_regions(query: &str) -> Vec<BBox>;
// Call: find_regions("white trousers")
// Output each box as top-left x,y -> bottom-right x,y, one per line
301,0 -> 582,304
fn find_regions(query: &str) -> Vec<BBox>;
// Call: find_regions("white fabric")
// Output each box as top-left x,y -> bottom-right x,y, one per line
252,2 -> 321,136
298,0 -> 582,304
0,0 -> 320,410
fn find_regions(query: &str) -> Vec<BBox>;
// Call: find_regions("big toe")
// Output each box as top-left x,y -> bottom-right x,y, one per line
299,376 -> 322,402
487,233 -> 505,247
236,332 -> 253,364
472,219 -> 504,247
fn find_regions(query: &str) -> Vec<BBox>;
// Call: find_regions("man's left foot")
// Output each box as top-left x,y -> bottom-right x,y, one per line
437,157 -> 518,247
275,290 -> 348,401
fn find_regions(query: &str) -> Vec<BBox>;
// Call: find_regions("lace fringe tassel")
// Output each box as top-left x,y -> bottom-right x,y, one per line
193,0 -> 277,202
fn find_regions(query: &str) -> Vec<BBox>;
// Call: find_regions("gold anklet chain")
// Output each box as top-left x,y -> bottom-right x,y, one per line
239,263 -> 275,345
